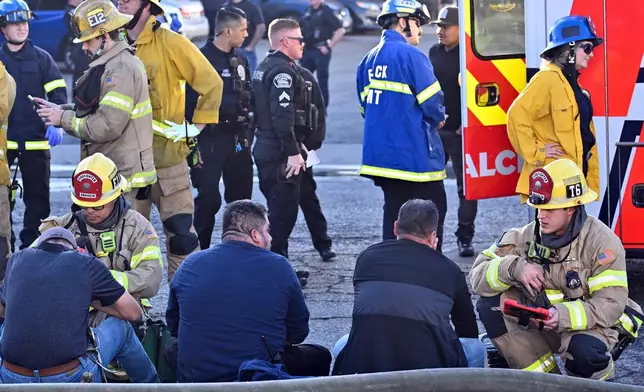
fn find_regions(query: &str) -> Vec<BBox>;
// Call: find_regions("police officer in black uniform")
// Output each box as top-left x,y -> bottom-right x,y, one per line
186,6 -> 254,249
253,18 -> 324,285
0,0 -> 67,251
300,0 -> 345,108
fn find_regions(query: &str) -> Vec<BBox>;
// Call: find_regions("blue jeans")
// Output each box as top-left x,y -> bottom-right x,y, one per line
332,333 -> 487,368
243,48 -> 257,75
0,317 -> 159,383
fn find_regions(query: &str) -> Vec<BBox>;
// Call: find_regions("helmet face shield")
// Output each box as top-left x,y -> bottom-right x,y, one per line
5,10 -> 33,23
68,11 -> 82,41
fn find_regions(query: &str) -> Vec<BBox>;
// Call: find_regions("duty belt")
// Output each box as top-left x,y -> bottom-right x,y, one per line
2,358 -> 81,377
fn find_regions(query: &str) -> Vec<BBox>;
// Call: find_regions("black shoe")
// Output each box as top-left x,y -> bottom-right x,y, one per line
295,270 -> 309,288
299,277 -> 308,288
320,249 -> 337,262
458,240 -> 475,257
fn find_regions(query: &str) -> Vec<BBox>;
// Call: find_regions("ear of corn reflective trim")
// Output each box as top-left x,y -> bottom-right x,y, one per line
482,245 -> 510,292
545,289 -> 564,305
360,80 -> 413,102
599,361 -> 615,381
6,140 -> 50,150
100,92 -> 135,115
130,245 -> 163,269
110,270 -> 129,291
522,352 -> 556,373
140,298 -> 152,308
44,79 -> 67,93
587,270 -> 628,295
417,81 -> 442,104
359,165 -> 446,182
561,300 -> 588,330
359,105 -> 364,115
128,170 -> 157,187
131,100 -> 153,119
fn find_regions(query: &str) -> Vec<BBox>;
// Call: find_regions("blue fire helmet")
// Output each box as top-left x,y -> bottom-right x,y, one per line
541,15 -> 603,57
0,0 -> 36,26
377,0 -> 430,28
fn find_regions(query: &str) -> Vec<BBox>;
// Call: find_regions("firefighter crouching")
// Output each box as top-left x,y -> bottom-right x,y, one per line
118,0 -> 223,282
38,153 -> 163,327
35,0 -> 157,206
470,158 -> 643,380
0,63 -> 16,282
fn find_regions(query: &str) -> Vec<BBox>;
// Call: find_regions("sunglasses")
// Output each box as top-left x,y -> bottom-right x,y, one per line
81,205 -> 105,211
285,36 -> 304,44
578,43 -> 594,55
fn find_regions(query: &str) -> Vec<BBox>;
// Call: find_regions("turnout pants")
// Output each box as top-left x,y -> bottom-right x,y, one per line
135,161 -> 200,283
7,149 -> 50,251
300,48 -> 331,107
439,129 -> 477,243
477,291 -> 616,380
0,187 -> 10,282
190,128 -> 253,249
376,178 -> 447,253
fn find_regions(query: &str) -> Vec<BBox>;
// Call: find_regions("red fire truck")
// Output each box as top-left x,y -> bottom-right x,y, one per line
459,0 -> 644,257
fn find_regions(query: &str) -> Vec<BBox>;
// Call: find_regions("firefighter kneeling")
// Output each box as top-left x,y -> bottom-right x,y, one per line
39,153 -> 163,325
471,158 -> 643,380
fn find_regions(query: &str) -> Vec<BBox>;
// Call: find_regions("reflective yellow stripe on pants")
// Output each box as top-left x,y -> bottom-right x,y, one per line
523,351 -> 557,373
7,140 -> 50,150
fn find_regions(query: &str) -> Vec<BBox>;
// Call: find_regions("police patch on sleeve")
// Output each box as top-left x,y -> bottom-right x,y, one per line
273,73 -> 292,88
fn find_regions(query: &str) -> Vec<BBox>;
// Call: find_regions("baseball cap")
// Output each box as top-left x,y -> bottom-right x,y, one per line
36,227 -> 78,248
430,6 -> 458,26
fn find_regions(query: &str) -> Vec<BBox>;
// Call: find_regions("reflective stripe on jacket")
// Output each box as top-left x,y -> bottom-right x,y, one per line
0,40 -> 67,150
134,16 -> 223,169
356,30 -> 446,182
60,41 -> 157,189
507,62 -> 599,202
38,208 -> 163,302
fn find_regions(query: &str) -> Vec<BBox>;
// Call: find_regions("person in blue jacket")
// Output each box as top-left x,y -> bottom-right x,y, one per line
356,0 -> 448,252
0,0 -> 67,251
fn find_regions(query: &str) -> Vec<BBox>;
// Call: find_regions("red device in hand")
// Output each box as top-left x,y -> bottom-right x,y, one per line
503,299 -> 551,320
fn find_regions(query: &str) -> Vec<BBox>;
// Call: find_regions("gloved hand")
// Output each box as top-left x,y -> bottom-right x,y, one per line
45,125 -> 63,146
164,120 -> 201,143
170,15 -> 182,33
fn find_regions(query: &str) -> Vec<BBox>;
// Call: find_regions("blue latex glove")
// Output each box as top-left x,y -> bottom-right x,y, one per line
170,15 -> 182,33
45,125 -> 63,147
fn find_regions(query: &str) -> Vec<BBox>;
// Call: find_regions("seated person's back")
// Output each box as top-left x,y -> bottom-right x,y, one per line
1,233 -> 126,369
167,200 -> 330,382
333,199 -> 482,375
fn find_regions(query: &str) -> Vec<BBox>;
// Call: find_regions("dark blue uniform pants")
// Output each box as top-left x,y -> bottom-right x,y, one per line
300,48 -> 331,107
7,149 -> 51,251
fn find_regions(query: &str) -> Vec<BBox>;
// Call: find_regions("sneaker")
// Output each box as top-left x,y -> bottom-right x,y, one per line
458,240 -> 475,257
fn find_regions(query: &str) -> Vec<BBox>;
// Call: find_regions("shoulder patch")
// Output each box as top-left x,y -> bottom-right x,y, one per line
598,249 -> 616,265
145,227 -> 158,239
273,72 -> 292,88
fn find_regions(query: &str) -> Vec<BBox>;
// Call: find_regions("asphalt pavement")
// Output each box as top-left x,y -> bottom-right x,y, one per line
21,32 -> 643,386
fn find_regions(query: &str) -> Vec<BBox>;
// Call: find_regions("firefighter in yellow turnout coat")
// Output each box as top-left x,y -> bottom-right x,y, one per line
119,0 -> 223,282
0,62 -> 16,281
36,0 -> 157,205
470,159 -> 642,380
38,153 -> 162,325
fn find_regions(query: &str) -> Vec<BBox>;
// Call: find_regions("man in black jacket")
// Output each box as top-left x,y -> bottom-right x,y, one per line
332,199 -> 486,375
186,6 -> 254,249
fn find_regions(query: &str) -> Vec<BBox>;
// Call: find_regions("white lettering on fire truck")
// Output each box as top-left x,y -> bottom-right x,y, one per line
465,150 -> 517,178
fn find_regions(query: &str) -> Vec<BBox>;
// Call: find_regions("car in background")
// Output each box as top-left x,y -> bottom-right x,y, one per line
337,0 -> 381,32
252,0 -> 353,34
157,0 -> 209,41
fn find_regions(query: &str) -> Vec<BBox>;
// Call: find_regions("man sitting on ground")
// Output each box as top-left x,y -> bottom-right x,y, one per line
332,199 -> 486,375
0,227 -> 158,383
166,200 -> 331,382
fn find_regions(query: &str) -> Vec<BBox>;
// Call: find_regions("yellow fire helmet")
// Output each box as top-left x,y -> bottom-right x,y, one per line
71,153 -> 128,208
527,158 -> 597,210
70,0 -> 133,44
